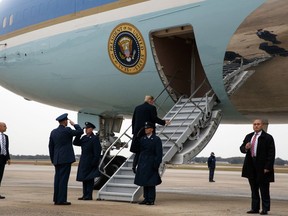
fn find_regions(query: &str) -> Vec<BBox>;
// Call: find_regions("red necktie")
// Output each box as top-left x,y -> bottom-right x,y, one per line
251,133 -> 258,157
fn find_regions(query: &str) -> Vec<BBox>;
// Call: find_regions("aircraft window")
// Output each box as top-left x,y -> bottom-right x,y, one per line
2,16 -> 7,28
9,14 -> 13,26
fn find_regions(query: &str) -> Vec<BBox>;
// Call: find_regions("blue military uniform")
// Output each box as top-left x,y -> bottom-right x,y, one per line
48,113 -> 83,205
134,122 -> 162,205
73,122 -> 101,200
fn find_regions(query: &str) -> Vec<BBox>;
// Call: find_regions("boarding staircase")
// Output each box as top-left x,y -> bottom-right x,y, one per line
97,90 -> 222,202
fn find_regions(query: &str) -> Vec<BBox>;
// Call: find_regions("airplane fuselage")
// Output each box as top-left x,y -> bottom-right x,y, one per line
2,0 -> 288,124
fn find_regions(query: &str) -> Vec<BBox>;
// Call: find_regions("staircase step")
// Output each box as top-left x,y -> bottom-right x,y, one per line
171,107 -> 203,113
98,191 -> 134,202
180,97 -> 212,103
104,183 -> 138,193
110,175 -> 135,184
165,113 -> 200,119
117,167 -> 134,175
160,127 -> 186,133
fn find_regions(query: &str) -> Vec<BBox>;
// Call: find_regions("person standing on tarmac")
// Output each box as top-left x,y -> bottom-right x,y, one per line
134,122 -> 163,205
73,122 -> 101,201
207,152 -> 216,182
240,119 -> 275,215
0,122 -> 10,199
49,113 -> 83,205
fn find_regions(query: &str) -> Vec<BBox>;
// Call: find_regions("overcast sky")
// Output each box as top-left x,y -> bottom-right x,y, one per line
1,86 -> 287,160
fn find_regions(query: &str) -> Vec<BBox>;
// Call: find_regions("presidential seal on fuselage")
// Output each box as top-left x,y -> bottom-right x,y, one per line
108,23 -> 146,75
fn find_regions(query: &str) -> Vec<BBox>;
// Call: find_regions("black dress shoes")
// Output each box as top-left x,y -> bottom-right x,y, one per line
246,210 -> 259,214
260,210 -> 268,215
0,195 -> 5,199
146,202 -> 154,205
55,202 -> 71,205
78,197 -> 84,200
138,200 -> 147,205
83,197 -> 92,200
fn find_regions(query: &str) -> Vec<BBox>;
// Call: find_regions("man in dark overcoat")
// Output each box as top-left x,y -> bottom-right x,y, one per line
134,122 -> 162,205
240,119 -> 275,215
130,95 -> 168,171
73,122 -> 101,200
207,152 -> 216,182
0,122 -> 10,199
49,113 -> 83,205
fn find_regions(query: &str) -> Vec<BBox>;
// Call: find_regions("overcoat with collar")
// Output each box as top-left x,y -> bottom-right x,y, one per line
130,102 -> 165,153
73,133 -> 101,181
134,134 -> 162,186
132,102 -> 165,135
240,130 -> 275,183
49,124 -> 83,165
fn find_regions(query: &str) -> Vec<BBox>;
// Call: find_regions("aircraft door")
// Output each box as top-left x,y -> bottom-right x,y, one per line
150,25 -> 210,101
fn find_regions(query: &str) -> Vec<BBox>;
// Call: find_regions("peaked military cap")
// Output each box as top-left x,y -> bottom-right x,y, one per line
144,121 -> 154,129
56,113 -> 68,122
84,121 -> 96,129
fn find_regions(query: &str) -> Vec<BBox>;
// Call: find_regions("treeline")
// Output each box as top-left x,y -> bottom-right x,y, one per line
10,154 -> 81,160
192,157 -> 288,166
10,155 -> 288,166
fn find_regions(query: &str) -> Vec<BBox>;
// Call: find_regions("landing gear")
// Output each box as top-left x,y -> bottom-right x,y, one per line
93,155 -> 126,190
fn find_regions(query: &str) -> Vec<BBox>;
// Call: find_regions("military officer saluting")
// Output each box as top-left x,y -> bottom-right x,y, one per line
49,113 -> 83,205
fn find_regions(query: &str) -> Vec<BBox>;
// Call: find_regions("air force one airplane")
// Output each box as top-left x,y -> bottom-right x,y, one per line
0,0 -> 287,201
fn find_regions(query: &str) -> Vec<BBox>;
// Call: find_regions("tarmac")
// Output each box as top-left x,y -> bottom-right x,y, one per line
0,164 -> 287,216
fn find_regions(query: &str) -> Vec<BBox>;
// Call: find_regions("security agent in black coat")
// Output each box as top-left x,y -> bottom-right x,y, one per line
0,122 -> 10,199
130,96 -> 168,171
73,122 -> 101,200
134,122 -> 163,205
207,152 -> 216,182
49,113 -> 83,205
240,119 -> 275,215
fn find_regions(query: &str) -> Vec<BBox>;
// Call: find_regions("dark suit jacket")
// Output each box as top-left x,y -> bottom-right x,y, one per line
240,130 -> 275,183
0,134 -> 10,163
49,124 -> 83,165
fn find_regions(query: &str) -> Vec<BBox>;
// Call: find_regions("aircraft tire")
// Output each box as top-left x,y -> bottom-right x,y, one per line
93,155 -> 126,190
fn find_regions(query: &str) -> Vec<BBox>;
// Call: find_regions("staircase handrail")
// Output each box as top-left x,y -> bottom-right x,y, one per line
98,125 -> 132,178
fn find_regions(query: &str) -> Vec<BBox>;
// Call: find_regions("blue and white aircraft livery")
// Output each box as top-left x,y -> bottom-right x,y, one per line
0,0 -> 287,164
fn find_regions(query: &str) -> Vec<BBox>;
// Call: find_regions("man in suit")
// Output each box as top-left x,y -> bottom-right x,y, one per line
130,95 -> 169,171
134,122 -> 162,205
240,119 -> 275,215
0,122 -> 10,199
49,113 -> 83,205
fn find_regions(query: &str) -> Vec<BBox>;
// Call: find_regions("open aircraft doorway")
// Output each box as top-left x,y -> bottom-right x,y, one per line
150,25 -> 211,101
